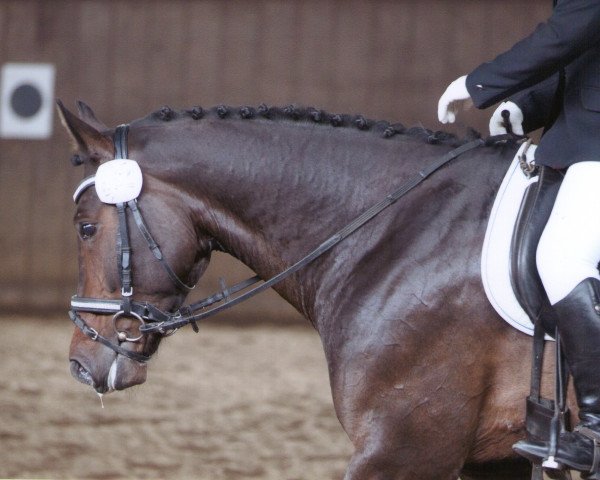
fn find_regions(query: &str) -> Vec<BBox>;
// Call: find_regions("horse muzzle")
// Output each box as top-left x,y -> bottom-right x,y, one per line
69,312 -> 151,393
69,354 -> 148,393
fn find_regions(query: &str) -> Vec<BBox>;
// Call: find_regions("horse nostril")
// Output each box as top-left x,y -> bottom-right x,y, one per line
70,360 -> 94,387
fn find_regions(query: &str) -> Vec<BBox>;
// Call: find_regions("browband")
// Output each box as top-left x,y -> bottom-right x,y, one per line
73,176 -> 95,203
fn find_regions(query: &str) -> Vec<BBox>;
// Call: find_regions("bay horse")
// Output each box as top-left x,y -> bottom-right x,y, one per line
60,101 -> 545,480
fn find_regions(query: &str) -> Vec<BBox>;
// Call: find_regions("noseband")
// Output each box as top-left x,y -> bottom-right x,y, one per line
70,123 -> 503,364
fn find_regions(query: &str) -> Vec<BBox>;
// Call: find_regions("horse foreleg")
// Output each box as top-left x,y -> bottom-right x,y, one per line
330,356 -> 479,480
339,412 -> 468,480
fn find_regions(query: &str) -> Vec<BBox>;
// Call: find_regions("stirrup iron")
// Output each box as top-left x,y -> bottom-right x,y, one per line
523,323 -> 572,479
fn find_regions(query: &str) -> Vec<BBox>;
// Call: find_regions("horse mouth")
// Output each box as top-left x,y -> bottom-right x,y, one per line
69,355 -> 147,393
70,359 -> 96,388
70,358 -> 110,393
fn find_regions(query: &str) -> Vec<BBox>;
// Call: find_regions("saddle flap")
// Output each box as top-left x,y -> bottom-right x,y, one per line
481,142 -> 541,336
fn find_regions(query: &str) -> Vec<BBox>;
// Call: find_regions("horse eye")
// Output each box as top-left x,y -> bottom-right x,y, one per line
79,223 -> 97,240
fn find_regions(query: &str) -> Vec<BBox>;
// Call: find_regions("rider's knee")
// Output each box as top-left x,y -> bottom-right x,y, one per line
536,234 -> 599,305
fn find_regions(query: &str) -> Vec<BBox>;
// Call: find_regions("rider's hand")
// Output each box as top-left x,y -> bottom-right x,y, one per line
437,75 -> 473,124
489,101 -> 524,136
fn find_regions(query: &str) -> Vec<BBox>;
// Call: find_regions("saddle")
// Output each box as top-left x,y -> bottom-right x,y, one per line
481,142 -> 551,336
494,145 -> 576,479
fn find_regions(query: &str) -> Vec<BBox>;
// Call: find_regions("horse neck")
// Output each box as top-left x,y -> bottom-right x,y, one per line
141,118 -> 420,319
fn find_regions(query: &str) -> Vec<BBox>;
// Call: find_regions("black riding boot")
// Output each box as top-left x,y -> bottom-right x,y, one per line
514,277 -> 600,477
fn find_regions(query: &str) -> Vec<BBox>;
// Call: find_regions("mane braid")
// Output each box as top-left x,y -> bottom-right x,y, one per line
145,104 -> 482,147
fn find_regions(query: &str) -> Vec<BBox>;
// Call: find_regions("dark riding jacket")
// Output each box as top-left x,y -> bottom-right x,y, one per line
465,0 -> 600,169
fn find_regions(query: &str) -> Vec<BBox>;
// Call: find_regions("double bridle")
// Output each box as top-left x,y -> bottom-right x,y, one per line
69,125 -> 197,363
70,123 -> 504,364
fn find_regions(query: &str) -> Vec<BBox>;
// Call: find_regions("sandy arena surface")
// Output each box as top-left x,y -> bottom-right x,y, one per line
0,316 -> 352,479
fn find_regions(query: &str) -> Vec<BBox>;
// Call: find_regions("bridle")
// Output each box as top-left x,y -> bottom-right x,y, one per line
70,123 -> 509,364
70,124 -> 195,363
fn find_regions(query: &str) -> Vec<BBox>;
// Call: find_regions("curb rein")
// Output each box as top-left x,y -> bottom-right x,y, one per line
70,126 -> 515,363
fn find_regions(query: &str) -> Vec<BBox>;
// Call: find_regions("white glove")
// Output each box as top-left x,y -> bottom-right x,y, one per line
437,75 -> 473,124
489,101 -> 524,135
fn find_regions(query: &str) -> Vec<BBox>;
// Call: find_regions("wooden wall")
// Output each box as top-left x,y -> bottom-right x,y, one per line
0,0 -> 551,318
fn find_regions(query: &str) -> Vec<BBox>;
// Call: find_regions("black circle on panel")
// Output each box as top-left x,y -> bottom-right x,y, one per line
10,84 -> 43,118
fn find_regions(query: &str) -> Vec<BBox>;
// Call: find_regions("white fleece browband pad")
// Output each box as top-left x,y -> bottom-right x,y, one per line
95,159 -> 143,204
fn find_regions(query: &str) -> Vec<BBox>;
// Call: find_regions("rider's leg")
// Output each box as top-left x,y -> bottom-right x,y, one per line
536,161 -> 600,307
519,161 -> 600,474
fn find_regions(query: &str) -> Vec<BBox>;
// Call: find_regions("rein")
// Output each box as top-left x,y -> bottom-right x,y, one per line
142,137 -> 487,333
70,125 -> 512,363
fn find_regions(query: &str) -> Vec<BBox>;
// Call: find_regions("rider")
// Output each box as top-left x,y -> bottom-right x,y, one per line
437,0 -> 600,475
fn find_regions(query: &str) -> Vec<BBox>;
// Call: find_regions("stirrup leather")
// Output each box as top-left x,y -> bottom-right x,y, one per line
517,326 -> 572,479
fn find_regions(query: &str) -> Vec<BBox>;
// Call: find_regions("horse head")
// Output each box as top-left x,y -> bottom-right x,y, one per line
58,101 -> 214,393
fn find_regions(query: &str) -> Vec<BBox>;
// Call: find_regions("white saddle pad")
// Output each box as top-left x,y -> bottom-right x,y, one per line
481,142 -> 549,337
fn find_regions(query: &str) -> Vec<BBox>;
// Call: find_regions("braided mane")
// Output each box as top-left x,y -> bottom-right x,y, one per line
142,104 -> 482,148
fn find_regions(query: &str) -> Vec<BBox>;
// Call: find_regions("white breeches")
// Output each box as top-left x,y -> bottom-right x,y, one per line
537,162 -> 600,305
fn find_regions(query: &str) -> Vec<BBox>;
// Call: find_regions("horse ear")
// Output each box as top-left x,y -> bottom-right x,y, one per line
76,100 -> 109,132
56,100 -> 112,158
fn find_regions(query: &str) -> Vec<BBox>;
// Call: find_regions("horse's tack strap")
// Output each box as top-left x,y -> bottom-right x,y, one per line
69,310 -> 150,363
126,199 -> 195,292
116,202 -> 133,301
141,137 -> 489,334
114,124 -> 129,159
71,295 -> 172,322
73,176 -> 96,203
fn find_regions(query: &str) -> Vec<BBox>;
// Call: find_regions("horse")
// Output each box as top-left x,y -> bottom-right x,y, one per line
59,100 -> 547,480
